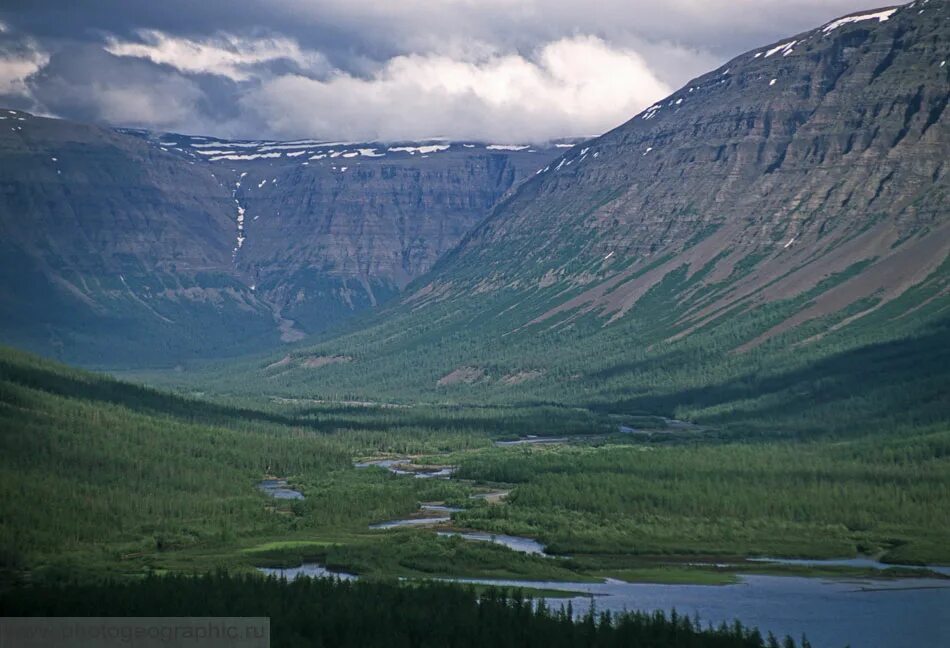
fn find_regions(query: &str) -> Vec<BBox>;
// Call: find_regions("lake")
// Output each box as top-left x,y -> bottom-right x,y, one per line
446,574 -> 950,648
261,563 -> 950,647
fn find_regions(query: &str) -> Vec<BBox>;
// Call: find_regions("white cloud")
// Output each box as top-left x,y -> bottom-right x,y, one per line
10,0 -> 890,140
0,40 -> 49,97
246,35 -> 670,142
104,30 -> 329,81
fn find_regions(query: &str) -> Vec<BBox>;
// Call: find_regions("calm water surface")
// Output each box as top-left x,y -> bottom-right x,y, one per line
256,479 -> 304,500
447,574 -> 950,648
436,531 -> 547,555
259,563 -> 949,647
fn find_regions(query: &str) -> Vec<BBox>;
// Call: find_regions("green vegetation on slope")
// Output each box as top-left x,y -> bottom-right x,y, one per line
154,249 -> 950,441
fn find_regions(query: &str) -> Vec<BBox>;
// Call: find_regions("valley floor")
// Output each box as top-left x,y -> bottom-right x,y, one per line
2,346 -> 948,588
3,346 -> 950,646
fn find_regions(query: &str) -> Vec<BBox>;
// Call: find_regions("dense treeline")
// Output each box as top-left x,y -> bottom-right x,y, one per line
453,429 -> 950,562
0,572 -> 808,648
0,347 -> 482,577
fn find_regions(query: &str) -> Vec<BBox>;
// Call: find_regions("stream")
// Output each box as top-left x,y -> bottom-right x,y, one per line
258,452 -> 950,646
257,478 -> 304,500
437,531 -> 547,555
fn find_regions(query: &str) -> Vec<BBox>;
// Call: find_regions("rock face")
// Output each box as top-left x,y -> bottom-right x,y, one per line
439,1 -> 949,337
143,136 -> 568,333
0,113 -> 569,366
0,110 -> 275,366
239,2 -> 949,419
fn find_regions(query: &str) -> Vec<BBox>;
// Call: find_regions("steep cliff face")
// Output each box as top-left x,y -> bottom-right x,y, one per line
236,3 -> 949,428
0,113 -> 569,365
0,111 -> 276,366
130,135 -> 569,334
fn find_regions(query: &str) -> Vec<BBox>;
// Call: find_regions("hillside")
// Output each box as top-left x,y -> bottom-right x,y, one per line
205,2 -> 950,435
0,115 -> 568,366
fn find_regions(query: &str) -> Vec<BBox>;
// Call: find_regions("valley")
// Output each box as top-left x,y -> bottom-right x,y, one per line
2,346 -> 948,645
0,1 -> 948,646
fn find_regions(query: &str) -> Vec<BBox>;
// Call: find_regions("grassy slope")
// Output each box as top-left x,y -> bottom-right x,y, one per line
150,245 -> 950,442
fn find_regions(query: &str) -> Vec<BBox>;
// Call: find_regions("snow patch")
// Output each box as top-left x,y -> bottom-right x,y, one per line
764,40 -> 796,58
822,8 -> 897,33
234,204 -> 246,254
486,144 -> 530,151
209,152 -> 282,161
642,103 -> 663,120
388,144 -> 450,155
191,141 -> 267,149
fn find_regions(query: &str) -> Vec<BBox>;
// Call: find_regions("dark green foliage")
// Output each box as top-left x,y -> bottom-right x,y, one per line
2,344 -> 949,580
0,573 -> 804,648
452,432 -> 950,561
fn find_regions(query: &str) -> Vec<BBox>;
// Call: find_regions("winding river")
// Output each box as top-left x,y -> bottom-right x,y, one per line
343,453 -> 950,645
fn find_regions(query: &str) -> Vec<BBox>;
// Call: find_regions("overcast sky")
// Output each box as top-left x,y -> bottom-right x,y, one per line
0,0 -> 892,142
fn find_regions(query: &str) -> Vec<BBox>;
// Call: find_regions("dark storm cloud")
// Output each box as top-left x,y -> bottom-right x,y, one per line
27,44 -> 253,134
0,0 -> 901,141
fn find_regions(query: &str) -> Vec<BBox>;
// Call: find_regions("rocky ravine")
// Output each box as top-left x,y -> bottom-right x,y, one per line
0,112 -> 571,366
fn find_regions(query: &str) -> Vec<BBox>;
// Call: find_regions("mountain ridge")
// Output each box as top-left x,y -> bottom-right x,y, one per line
199,1 -> 948,434
0,112 -> 572,365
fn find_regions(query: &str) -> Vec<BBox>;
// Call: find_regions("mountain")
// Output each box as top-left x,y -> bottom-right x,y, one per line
0,112 -> 269,367
121,132 -> 575,337
214,2 -> 949,434
0,113 -> 570,366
